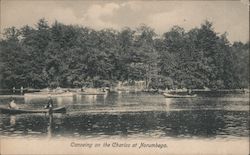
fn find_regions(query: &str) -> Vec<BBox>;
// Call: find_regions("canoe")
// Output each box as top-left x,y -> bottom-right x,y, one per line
24,92 -> 74,97
76,88 -> 107,95
0,95 -> 24,98
77,91 -> 107,95
0,106 -> 66,114
163,93 -> 197,98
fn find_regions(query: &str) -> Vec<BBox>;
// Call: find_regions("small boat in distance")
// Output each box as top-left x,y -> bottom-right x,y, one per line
77,92 -> 107,95
0,106 -> 66,114
76,88 -> 107,95
24,92 -> 74,97
163,93 -> 197,98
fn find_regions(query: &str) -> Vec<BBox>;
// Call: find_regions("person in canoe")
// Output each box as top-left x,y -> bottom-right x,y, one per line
8,99 -> 19,109
44,96 -> 54,114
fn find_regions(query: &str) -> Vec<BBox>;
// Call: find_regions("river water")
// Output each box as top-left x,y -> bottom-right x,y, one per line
0,92 -> 249,140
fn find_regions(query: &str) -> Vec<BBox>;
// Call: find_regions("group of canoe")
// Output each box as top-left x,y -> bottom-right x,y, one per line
24,88 -> 107,97
0,88 -> 108,114
1,95 -> 195,115
0,87 -> 198,114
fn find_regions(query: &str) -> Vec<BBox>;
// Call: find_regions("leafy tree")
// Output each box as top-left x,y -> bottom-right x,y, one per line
0,19 -> 248,90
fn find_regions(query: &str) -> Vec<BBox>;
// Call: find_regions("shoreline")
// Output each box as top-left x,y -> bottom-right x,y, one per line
0,88 -> 249,93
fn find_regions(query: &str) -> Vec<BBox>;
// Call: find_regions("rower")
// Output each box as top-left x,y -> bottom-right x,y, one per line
44,96 -> 54,114
9,99 -> 19,109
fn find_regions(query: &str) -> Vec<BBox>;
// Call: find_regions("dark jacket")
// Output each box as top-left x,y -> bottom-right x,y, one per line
45,98 -> 54,109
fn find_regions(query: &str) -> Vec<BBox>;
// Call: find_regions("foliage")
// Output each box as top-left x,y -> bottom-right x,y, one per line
0,19 -> 248,89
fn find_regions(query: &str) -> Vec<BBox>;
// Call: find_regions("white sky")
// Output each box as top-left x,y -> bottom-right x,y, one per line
1,0 -> 249,43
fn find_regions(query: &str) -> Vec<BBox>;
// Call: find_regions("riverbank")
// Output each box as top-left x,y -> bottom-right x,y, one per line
0,88 -> 249,94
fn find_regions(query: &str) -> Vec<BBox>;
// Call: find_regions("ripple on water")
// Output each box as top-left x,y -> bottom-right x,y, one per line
9,134 -> 21,137
0,92 -> 249,140
73,132 -> 80,136
13,131 -> 24,134
28,131 -> 42,134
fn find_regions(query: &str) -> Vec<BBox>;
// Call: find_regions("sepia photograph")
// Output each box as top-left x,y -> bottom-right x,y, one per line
0,0 -> 249,155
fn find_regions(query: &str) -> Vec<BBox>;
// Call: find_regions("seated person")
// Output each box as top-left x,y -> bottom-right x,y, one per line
9,100 -> 19,109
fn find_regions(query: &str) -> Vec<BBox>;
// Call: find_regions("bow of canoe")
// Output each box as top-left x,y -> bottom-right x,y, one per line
0,106 -> 66,114
163,93 -> 197,98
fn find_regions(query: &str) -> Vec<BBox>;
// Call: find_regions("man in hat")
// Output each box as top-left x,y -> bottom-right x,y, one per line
44,96 -> 54,114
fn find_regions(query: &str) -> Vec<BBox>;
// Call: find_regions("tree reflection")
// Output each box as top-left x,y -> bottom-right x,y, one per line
47,114 -> 53,139
165,98 -> 173,111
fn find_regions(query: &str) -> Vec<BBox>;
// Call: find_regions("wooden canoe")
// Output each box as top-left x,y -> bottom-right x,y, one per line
0,106 -> 66,114
163,93 -> 197,98
77,92 -> 107,95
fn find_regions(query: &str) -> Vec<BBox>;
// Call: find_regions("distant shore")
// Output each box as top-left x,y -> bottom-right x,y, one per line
0,88 -> 249,93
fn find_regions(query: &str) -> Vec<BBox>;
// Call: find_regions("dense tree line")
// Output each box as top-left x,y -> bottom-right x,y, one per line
0,19 -> 249,89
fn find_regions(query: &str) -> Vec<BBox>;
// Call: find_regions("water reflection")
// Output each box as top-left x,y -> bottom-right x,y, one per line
10,115 -> 16,126
47,114 -> 53,138
0,110 -> 248,139
84,95 -> 97,104
165,98 -> 172,111
75,94 -> 82,103
56,97 -> 73,106
25,96 -> 73,105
